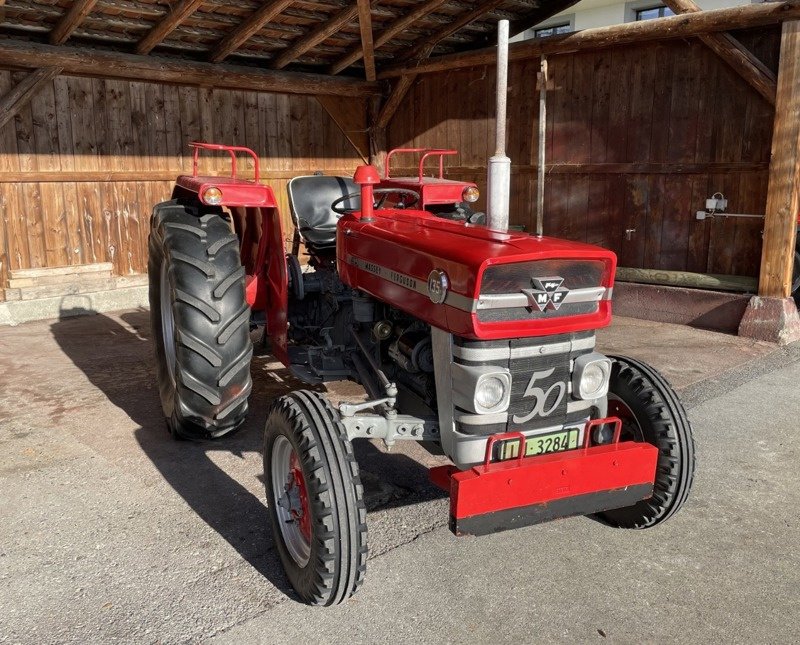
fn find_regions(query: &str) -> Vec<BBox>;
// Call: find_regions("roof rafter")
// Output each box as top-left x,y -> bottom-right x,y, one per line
330,0 -> 449,75
355,0 -> 376,80
400,0 -> 509,63
50,0 -> 101,45
271,1 -> 376,70
209,0 -> 296,63
136,0 -> 204,55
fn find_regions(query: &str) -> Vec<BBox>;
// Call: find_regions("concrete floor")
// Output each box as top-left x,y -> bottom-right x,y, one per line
1,309 -> 798,644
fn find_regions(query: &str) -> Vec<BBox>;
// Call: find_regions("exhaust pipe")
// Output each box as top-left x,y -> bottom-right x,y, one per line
486,20 -> 510,233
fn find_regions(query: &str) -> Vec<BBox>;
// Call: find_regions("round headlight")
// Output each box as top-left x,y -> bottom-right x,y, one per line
462,186 -> 480,203
476,376 -> 506,410
202,186 -> 223,205
580,362 -> 608,399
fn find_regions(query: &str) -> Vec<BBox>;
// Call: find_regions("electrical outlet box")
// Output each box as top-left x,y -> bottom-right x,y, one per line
705,197 -> 728,212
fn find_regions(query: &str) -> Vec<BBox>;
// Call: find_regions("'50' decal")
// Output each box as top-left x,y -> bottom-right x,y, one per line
511,368 -> 566,424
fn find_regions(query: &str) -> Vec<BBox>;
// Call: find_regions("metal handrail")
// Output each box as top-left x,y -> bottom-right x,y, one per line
189,141 -> 261,182
384,147 -> 457,181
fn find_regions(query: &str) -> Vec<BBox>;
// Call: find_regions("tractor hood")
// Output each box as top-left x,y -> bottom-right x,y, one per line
337,209 -> 616,340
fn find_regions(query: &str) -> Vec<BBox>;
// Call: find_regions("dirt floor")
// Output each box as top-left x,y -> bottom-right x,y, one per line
1,309 -> 798,643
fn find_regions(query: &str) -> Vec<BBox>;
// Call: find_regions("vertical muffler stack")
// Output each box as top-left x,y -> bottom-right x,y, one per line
486,20 -> 510,233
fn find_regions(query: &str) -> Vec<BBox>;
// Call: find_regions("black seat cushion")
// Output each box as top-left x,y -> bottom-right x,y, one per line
287,175 -> 358,248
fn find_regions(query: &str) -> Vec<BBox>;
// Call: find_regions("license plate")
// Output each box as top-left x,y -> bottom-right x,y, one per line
496,428 -> 580,461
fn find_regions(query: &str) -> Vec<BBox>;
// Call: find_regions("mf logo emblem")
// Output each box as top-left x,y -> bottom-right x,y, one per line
521,276 -> 570,311
511,368 -> 566,424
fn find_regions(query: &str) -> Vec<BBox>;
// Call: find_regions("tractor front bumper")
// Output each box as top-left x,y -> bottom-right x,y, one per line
429,418 -> 658,536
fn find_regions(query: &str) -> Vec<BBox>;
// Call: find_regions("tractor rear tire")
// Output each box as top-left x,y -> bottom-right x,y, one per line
263,391 -> 368,606
594,356 -> 695,529
148,199 -> 253,440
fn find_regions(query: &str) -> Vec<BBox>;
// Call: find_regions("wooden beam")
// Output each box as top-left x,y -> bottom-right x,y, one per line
0,39 -> 382,97
317,95 -> 370,161
758,20 -> 800,298
355,0 -> 376,81
376,75 -> 416,129
0,67 -> 62,130
399,0 -> 508,63
49,0 -> 100,45
329,0 -> 448,75
209,0 -> 295,63
381,1 -> 800,78
271,3 -> 363,70
376,45 -> 434,129
663,0 -> 776,105
136,0 -> 204,55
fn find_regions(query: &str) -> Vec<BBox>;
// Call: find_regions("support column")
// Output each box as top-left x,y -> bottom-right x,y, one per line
739,20 -> 800,344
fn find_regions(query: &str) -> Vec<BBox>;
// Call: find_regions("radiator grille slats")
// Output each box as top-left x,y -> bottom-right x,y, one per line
453,331 -> 595,436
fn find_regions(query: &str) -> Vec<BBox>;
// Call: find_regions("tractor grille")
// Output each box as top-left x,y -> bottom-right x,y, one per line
453,331 -> 595,436
476,259 -> 608,323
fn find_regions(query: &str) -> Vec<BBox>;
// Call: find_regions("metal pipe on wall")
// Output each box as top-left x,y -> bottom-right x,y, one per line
536,56 -> 548,237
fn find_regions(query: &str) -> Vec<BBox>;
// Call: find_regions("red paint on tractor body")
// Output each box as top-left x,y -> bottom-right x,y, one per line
336,207 -> 616,339
430,418 -> 659,536
381,148 -> 478,206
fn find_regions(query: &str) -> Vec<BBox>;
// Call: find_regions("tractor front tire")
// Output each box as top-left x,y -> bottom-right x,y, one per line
595,355 -> 695,529
148,199 -> 253,440
264,391 -> 368,606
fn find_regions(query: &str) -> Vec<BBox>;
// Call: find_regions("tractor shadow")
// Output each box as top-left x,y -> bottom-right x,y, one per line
50,305 -> 445,600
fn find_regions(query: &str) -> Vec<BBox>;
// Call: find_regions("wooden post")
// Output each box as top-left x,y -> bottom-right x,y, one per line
739,20 -> 800,344
758,20 -> 800,298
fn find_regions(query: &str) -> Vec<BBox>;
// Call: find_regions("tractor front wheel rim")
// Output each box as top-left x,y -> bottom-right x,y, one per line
271,435 -> 311,567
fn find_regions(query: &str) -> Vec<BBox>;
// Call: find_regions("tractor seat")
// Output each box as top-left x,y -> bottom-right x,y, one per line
287,175 -> 358,249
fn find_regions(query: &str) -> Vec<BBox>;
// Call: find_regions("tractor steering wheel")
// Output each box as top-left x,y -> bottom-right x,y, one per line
331,188 -> 421,215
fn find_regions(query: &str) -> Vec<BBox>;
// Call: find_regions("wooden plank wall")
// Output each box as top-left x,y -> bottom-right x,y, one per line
387,27 -> 780,278
0,72 -> 363,300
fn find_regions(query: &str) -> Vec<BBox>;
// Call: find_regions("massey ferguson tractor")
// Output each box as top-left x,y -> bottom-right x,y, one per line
148,140 -> 695,606
149,21 -> 692,608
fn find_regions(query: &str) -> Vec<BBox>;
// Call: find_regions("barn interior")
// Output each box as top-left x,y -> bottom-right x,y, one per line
0,0 -> 799,342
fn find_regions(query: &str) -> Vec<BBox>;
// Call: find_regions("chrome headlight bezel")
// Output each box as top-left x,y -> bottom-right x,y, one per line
572,353 -> 612,400
451,363 -> 511,414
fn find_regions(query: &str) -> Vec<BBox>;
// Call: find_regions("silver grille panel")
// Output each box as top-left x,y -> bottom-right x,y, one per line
453,331 -> 595,436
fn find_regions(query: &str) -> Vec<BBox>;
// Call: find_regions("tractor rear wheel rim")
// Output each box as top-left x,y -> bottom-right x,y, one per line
271,435 -> 311,566
160,262 -> 177,387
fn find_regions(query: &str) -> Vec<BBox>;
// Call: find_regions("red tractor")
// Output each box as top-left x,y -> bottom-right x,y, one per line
148,142 -> 695,607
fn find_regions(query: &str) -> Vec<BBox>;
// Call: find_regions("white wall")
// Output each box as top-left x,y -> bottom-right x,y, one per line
517,0 -> 756,37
